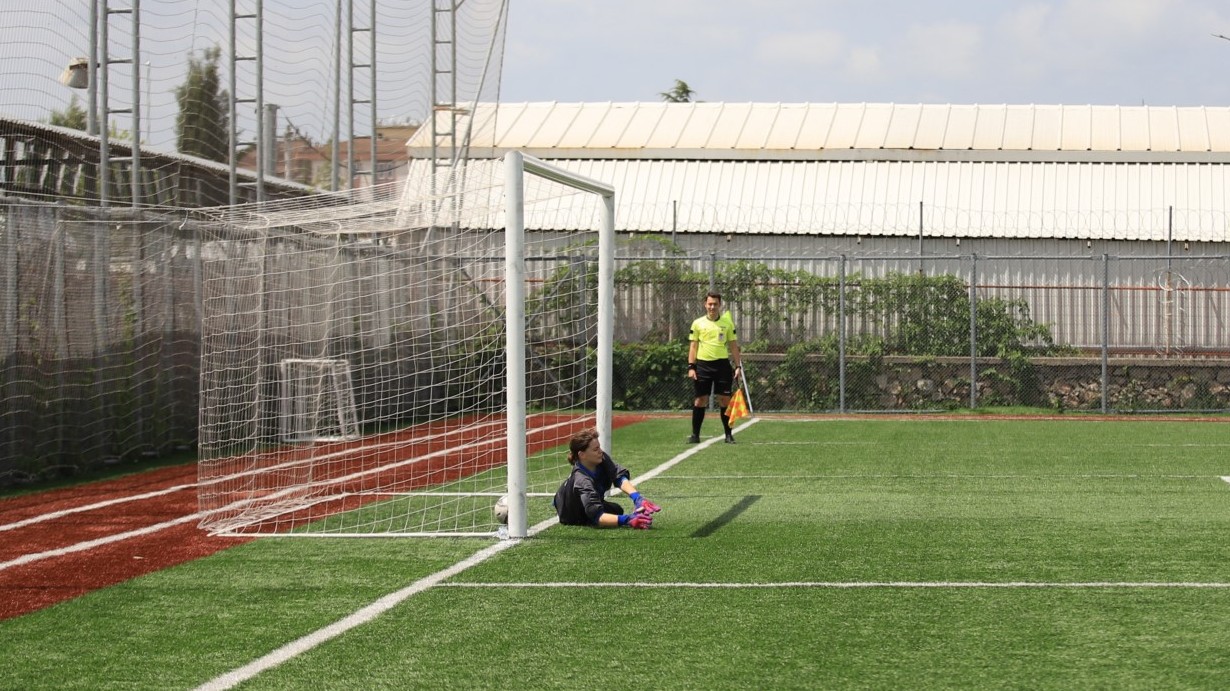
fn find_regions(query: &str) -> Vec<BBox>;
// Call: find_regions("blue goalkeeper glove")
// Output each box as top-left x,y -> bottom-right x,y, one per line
629,492 -> 661,515
618,512 -> 653,529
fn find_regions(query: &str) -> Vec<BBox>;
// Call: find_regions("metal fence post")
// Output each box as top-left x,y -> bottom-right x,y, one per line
838,254 -> 847,413
1101,253 -> 1110,413
969,253 -> 978,409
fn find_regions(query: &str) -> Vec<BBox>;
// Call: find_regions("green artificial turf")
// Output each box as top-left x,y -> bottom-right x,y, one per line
3,417 -> 1230,689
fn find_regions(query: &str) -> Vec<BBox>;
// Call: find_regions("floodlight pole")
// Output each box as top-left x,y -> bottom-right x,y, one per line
87,1 -> 99,135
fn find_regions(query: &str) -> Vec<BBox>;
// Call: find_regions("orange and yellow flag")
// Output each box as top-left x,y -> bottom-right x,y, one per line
727,387 -> 750,425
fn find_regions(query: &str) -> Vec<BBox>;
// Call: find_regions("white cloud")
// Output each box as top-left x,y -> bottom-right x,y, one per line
755,29 -> 846,68
844,46 -> 882,80
902,21 -> 983,79
496,0 -> 1230,107
1060,0 -> 1170,37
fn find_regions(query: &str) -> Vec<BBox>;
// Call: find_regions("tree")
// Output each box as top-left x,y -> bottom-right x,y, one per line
174,46 -> 230,162
48,96 -> 88,131
659,79 -> 695,103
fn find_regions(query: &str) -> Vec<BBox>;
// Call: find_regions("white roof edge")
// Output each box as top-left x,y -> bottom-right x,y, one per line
408,102 -> 1230,157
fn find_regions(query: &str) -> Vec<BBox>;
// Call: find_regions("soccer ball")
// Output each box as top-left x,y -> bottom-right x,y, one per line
493,495 -> 509,525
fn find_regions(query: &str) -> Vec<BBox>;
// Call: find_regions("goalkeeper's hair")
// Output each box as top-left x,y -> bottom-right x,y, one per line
567,429 -> 601,464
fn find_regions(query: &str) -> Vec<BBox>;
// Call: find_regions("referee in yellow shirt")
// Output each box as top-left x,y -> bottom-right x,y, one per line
687,292 -> 742,444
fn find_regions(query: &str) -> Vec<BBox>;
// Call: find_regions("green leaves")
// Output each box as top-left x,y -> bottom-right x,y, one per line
174,46 -> 230,162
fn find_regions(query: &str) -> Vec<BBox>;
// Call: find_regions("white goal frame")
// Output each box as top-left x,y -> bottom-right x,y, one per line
196,153 -> 614,538
504,151 -> 615,538
277,358 -> 359,442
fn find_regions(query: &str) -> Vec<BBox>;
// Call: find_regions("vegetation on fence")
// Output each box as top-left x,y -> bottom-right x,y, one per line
609,254 -> 1072,411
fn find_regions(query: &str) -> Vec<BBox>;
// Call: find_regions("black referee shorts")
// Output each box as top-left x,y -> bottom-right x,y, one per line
693,359 -> 734,398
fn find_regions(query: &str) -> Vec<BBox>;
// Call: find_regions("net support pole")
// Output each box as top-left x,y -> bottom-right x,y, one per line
505,151 -> 528,538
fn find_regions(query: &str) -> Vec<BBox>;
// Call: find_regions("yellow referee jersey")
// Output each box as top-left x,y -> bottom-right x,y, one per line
689,311 -> 737,361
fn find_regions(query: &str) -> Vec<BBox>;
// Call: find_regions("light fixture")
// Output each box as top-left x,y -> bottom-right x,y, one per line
59,57 -> 89,89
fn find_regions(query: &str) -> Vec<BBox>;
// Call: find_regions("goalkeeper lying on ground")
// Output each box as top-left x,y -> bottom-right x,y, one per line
553,428 -> 662,529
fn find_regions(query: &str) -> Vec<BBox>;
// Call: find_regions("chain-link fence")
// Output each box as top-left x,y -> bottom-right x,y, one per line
4,198 -> 1230,485
611,251 -> 1230,415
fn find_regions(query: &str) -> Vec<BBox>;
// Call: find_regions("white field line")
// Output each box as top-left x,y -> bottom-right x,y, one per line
193,421 -> 758,691
0,482 -> 198,533
0,413 -> 576,534
755,440 -> 1230,448
195,539 -> 519,691
751,441 -> 880,445
663,473 -> 1221,480
0,415 -> 588,569
209,416 -> 583,533
438,581 -> 1230,589
614,418 -> 761,489
195,514 -> 562,691
1222,476 -> 1230,485
164,415 -> 1230,688
0,511 -> 208,572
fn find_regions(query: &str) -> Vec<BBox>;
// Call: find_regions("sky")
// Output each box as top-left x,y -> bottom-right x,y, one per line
500,0 -> 1230,107
3,0 -> 1230,155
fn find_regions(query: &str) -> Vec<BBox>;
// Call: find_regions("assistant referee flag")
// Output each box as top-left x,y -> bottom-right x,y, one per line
727,387 -> 750,425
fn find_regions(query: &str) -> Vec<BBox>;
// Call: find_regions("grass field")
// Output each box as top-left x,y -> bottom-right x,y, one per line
3,416 -> 1230,689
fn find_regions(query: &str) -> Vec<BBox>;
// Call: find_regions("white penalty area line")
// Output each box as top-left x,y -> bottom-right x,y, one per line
195,514 -> 560,691
197,420 -> 745,691
195,536 -> 519,691
625,418 -> 762,487
439,581 -> 1230,589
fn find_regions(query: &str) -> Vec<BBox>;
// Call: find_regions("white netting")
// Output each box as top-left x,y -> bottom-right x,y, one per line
0,0 -> 507,173
278,358 -> 359,442
196,160 -> 611,536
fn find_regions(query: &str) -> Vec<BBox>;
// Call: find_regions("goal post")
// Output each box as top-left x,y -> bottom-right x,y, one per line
504,151 -> 615,538
277,358 -> 359,442
196,154 -> 615,538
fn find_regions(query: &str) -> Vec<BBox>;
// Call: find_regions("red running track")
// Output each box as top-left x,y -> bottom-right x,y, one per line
0,415 -> 649,621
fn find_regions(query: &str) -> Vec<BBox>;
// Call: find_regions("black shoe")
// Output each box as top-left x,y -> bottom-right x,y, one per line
724,433 -> 736,444
686,434 -> 700,444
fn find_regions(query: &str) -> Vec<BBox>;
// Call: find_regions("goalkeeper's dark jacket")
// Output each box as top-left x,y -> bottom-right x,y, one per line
553,452 -> 630,526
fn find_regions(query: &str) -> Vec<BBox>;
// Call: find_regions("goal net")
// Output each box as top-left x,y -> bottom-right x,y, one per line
196,152 -> 614,537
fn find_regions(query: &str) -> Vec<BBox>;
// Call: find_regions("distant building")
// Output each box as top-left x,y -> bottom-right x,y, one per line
239,123 -> 418,192
407,102 -> 1230,256
0,116 -> 316,206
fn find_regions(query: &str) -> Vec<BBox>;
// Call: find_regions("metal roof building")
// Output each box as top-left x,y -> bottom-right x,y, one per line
0,116 -> 318,207
407,102 -> 1230,246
